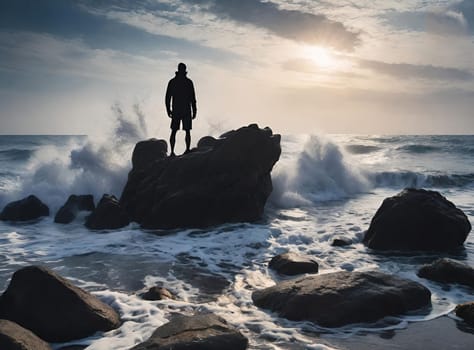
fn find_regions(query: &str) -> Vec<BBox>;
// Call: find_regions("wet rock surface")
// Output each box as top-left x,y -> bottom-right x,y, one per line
54,194 -> 95,224
0,319 -> 52,350
363,188 -> 471,251
0,195 -> 49,221
252,271 -> 431,327
455,302 -> 474,326
269,252 -> 319,275
417,258 -> 474,288
120,124 -> 281,229
131,313 -> 248,350
85,194 -> 129,230
0,265 -> 121,342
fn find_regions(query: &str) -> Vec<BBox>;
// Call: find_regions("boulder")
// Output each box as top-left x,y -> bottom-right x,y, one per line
131,313 -> 248,350
120,124 -> 281,229
252,271 -> 431,327
269,252 -> 319,275
54,195 -> 95,224
131,139 -> 167,171
85,194 -> 129,230
417,258 -> 474,288
363,188 -> 471,251
0,265 -> 120,342
0,195 -> 49,221
140,286 -> 175,301
0,319 -> 51,350
455,302 -> 474,325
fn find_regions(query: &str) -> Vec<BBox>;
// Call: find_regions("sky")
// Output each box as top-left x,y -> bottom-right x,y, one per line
0,0 -> 473,136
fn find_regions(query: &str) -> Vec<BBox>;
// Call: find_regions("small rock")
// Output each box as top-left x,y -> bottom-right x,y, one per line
0,265 -> 121,342
54,195 -> 95,224
269,252 -> 319,275
0,319 -> 52,350
252,271 -> 431,327
131,313 -> 248,350
455,302 -> 474,325
85,194 -> 129,230
363,188 -> 471,251
417,258 -> 474,288
0,195 -> 49,221
140,286 -> 175,301
332,237 -> 351,247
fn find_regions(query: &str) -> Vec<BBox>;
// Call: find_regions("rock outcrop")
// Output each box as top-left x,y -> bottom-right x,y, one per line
417,258 -> 474,288
54,195 -> 95,224
455,302 -> 474,325
0,319 -> 51,350
363,188 -> 471,251
131,313 -> 248,350
0,195 -> 49,221
0,266 -> 120,342
252,271 -> 431,327
85,194 -> 129,229
120,124 -> 281,229
269,252 -> 319,276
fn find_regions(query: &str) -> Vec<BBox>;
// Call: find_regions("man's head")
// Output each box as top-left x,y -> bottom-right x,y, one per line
177,62 -> 187,73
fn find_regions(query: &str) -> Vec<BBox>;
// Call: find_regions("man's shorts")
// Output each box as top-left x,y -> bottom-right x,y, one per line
170,116 -> 192,131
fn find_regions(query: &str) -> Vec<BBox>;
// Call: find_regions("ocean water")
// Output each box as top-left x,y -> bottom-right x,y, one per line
0,130 -> 473,350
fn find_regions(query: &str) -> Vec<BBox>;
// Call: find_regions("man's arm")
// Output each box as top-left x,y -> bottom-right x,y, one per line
190,81 -> 197,119
165,80 -> 172,117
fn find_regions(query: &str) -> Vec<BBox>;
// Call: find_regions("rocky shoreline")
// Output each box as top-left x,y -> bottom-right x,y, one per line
0,124 -> 473,349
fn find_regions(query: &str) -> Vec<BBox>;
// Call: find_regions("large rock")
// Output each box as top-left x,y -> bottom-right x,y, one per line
85,194 -> 129,229
0,266 -> 120,342
0,319 -> 52,350
0,195 -> 49,221
363,188 -> 471,251
252,271 -> 431,327
120,124 -> 281,229
455,302 -> 474,325
417,258 -> 474,288
54,194 -> 95,224
269,252 -> 319,276
131,313 -> 248,350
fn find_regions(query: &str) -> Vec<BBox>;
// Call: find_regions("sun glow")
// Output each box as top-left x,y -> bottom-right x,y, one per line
303,45 -> 344,71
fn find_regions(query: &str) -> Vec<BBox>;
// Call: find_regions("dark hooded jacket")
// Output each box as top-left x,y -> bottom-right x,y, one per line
165,71 -> 196,118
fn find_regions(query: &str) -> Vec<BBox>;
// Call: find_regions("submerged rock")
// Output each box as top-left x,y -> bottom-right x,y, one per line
131,313 -> 248,350
332,237 -> 351,247
363,188 -> 471,251
0,319 -> 52,350
85,194 -> 129,230
139,286 -> 175,301
0,265 -> 120,342
455,302 -> 474,325
0,195 -> 49,221
417,258 -> 474,288
252,271 -> 431,327
120,124 -> 281,229
54,194 -> 95,224
269,252 -> 319,276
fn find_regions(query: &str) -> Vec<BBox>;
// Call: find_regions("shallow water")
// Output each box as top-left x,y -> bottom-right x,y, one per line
0,133 -> 473,349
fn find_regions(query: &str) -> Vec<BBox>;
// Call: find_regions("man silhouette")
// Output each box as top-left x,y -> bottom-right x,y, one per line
165,62 -> 197,156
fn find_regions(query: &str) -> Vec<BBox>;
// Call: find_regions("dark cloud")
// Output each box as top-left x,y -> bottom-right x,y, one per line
359,59 -> 473,81
184,0 -> 359,50
0,0 -> 237,63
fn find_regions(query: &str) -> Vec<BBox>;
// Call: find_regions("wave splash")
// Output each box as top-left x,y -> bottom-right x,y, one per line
0,103 -> 148,210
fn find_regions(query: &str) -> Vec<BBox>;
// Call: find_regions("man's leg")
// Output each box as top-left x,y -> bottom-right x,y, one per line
185,130 -> 191,153
169,129 -> 177,156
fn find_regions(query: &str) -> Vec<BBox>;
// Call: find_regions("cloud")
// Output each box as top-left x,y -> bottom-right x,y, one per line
183,0 -> 359,50
358,58 -> 473,81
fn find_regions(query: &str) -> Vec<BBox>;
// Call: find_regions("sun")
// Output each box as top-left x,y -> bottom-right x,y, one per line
304,45 -> 337,70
